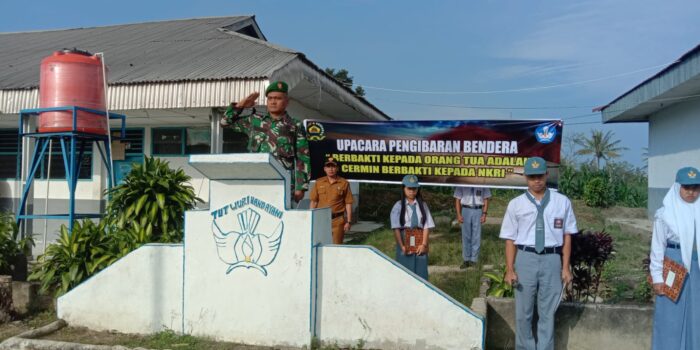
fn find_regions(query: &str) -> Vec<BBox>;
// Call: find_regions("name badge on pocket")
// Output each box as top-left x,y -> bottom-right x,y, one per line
554,218 -> 563,229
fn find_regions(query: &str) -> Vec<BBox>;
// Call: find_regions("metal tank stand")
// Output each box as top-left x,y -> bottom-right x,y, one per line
15,106 -> 126,234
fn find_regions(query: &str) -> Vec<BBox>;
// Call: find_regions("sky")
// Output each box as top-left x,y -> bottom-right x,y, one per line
3,0 -> 700,167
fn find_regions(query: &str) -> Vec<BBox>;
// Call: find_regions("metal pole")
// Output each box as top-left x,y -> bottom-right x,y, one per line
42,139 -> 53,254
96,53 -> 116,190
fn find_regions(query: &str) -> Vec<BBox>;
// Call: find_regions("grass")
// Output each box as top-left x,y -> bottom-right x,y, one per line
41,328 -> 275,349
355,186 -> 652,307
0,310 -> 56,342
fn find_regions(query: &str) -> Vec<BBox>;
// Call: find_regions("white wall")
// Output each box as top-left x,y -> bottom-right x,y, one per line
316,245 -> 484,350
57,244 -> 184,334
648,98 -> 700,214
54,154 -> 485,350
182,179 -> 321,347
158,156 -> 209,205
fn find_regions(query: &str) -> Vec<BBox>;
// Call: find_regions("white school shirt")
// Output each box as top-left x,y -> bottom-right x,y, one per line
390,199 -> 436,229
649,212 -> 682,284
453,187 -> 492,206
499,190 -> 578,247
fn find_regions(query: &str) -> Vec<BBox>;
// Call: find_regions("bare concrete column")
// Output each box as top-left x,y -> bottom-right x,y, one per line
0,275 -> 12,323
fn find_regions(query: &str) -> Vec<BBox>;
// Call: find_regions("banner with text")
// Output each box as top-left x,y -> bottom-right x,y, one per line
304,120 -> 562,188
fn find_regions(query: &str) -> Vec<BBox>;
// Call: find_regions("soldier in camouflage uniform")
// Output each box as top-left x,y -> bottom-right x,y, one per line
220,81 -> 310,202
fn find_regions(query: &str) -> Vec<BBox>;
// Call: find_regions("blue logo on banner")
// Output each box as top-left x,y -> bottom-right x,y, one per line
535,124 -> 556,144
211,197 -> 284,276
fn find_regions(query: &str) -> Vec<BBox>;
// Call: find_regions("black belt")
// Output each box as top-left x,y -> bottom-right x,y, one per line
462,205 -> 483,209
332,212 -> 344,219
517,245 -> 562,255
667,241 -> 680,249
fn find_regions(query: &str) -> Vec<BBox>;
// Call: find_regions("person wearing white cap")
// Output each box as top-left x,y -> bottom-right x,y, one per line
650,166 -> 700,350
499,157 -> 578,350
390,174 -> 435,280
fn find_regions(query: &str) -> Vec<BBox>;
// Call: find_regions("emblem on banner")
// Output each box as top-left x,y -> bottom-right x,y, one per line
211,207 -> 284,276
535,124 -> 556,144
306,121 -> 326,141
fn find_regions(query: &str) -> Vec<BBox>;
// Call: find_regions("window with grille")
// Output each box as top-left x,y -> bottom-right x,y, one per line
0,129 -> 92,180
152,127 -> 210,155
0,129 -> 20,179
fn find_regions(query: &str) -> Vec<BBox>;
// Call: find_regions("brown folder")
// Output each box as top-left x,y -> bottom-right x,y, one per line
648,257 -> 688,302
404,228 -> 424,254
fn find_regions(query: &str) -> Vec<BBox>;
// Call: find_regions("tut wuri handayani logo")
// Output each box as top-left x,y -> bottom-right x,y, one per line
306,121 -> 326,141
535,123 -> 557,144
210,195 -> 284,276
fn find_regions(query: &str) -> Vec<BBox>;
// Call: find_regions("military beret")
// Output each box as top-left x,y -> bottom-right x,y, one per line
524,157 -> 547,176
676,166 -> 700,185
402,174 -> 420,188
265,81 -> 289,95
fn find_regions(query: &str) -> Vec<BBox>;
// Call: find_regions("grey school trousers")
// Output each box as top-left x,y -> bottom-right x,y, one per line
514,249 -> 562,350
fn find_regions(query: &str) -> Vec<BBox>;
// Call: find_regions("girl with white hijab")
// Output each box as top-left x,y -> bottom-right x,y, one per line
650,166 -> 700,350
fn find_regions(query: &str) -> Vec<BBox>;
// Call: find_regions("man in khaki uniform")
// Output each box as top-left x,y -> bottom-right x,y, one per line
310,157 -> 353,244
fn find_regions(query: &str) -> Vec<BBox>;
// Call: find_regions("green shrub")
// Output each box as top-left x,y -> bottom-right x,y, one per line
30,157 -> 204,296
104,156 -> 203,242
0,211 -> 33,277
583,176 -> 614,208
29,220 -> 116,296
559,161 -> 647,208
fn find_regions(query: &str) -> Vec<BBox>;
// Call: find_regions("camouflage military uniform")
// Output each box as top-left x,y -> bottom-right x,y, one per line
224,106 -> 310,191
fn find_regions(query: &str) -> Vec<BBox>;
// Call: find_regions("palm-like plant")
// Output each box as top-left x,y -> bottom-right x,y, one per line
484,266 -> 515,298
29,220 -> 115,296
104,157 -> 202,243
574,130 -> 628,170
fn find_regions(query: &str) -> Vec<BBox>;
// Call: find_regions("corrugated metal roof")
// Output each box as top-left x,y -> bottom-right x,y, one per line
0,16 -> 298,89
600,44 -> 700,123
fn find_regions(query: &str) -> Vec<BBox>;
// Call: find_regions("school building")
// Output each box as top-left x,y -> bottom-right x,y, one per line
0,16 -> 390,252
598,43 -> 700,217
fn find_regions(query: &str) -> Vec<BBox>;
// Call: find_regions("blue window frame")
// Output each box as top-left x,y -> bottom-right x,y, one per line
0,129 -> 92,180
113,128 -> 145,156
0,129 -> 19,179
151,127 -> 210,156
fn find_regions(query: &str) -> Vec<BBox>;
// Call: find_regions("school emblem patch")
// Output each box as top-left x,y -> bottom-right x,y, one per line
210,196 -> 284,276
553,218 -> 563,229
535,123 -> 557,144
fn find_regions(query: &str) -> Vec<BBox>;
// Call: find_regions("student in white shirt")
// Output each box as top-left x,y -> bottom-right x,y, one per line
499,157 -> 577,350
390,174 -> 435,280
454,186 -> 491,269
650,166 -> 700,350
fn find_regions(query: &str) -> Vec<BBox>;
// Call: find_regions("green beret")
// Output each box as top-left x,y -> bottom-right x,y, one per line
265,81 -> 289,95
524,157 -> 547,176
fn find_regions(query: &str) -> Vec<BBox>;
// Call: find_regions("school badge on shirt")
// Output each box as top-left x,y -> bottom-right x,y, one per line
553,218 -> 564,229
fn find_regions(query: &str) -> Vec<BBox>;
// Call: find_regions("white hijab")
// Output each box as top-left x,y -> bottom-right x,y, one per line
657,182 -> 700,270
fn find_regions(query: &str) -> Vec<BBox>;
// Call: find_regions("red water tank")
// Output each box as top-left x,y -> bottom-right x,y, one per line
38,49 -> 108,134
